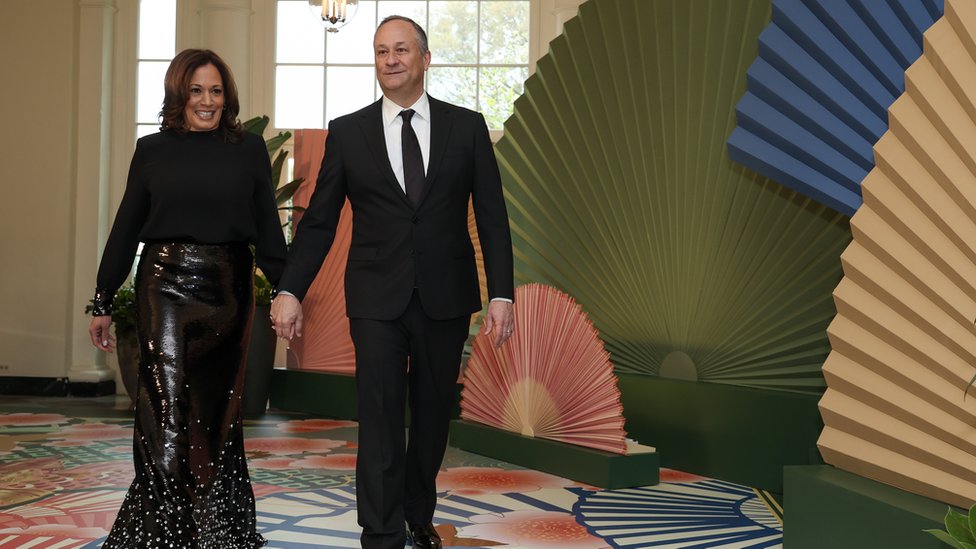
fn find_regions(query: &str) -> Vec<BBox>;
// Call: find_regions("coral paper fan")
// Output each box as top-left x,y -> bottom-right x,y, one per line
461,283 -> 627,454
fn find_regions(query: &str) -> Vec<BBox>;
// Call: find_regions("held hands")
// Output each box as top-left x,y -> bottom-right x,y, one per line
482,300 -> 515,348
88,316 -> 117,352
270,293 -> 303,340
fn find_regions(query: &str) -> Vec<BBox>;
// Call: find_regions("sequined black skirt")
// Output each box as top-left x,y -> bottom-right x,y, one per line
103,242 -> 265,548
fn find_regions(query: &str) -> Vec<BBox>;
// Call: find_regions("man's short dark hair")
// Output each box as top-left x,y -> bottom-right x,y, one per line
377,15 -> 429,54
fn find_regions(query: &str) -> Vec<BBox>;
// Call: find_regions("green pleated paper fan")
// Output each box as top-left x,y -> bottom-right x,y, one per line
495,0 -> 851,394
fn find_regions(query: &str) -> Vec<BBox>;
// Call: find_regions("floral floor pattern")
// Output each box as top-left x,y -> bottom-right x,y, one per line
0,396 -> 782,548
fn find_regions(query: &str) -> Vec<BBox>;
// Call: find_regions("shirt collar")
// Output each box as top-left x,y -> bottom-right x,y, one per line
382,93 -> 430,127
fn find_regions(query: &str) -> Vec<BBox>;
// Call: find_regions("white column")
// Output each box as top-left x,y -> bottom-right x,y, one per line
68,0 -> 118,386
197,0 -> 253,117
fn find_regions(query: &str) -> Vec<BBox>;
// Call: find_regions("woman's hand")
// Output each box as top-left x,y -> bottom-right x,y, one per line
89,316 -> 116,352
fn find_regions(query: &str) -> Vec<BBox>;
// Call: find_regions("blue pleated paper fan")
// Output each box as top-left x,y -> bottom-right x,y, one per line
728,0 -> 943,216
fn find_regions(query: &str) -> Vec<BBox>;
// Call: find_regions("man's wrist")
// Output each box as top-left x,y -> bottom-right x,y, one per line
489,297 -> 513,303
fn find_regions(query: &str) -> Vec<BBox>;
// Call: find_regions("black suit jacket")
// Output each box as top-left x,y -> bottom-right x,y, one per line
279,96 -> 514,321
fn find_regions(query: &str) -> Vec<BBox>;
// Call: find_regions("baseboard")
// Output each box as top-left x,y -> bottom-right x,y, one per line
68,380 -> 116,397
0,376 -> 70,396
450,419 -> 659,489
784,465 -> 953,549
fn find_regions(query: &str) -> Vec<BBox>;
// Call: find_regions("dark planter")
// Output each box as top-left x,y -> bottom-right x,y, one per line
115,324 -> 140,406
243,303 -> 277,418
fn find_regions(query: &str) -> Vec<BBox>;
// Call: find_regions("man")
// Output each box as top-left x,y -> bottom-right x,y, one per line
271,15 -> 515,549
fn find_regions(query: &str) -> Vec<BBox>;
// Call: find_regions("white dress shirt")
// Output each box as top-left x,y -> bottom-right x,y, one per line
382,93 -> 430,192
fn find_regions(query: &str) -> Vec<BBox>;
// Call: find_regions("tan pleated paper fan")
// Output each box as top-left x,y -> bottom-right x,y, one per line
461,283 -> 628,454
819,0 -> 976,509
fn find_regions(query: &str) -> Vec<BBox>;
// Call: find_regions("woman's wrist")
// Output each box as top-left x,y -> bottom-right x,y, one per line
90,288 -> 114,316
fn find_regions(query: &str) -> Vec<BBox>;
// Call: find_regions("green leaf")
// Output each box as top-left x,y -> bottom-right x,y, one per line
275,178 -> 305,204
253,270 -> 273,306
271,150 -> 288,190
276,205 -> 306,212
948,507 -> 976,544
969,504 -> 976,544
265,131 -> 292,158
925,529 -> 967,549
243,115 -> 269,136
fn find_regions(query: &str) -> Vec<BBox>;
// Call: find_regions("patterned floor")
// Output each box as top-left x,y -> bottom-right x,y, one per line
0,396 -> 783,548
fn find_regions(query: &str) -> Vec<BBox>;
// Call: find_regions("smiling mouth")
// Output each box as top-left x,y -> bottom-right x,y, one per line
195,111 -> 216,120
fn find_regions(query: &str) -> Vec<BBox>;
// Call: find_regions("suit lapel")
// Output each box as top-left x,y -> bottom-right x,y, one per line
420,96 -> 453,207
359,99 -> 412,207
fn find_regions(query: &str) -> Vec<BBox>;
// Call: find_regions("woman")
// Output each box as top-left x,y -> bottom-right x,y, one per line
88,49 -> 284,548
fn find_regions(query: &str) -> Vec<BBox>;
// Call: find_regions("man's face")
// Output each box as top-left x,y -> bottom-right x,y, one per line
374,19 -> 430,102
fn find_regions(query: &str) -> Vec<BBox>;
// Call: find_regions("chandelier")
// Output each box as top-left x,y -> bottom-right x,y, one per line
308,0 -> 359,33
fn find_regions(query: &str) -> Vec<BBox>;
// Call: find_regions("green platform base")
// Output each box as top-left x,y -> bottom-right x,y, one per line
269,369 -> 359,419
449,419 -> 659,489
269,369 -> 463,421
784,465 -> 956,549
269,369 -> 821,493
618,374 -> 823,492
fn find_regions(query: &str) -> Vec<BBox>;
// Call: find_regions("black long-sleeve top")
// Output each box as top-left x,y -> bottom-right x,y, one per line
95,129 -> 287,295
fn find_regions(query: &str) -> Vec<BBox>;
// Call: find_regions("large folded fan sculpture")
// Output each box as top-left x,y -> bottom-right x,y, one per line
461,283 -> 628,454
494,0 -> 851,393
819,0 -> 976,509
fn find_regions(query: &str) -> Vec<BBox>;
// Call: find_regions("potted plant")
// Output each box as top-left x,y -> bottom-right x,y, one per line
241,115 -> 304,417
85,285 -> 139,406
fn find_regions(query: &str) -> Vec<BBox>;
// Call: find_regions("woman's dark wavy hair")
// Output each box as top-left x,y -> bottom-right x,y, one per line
160,49 -> 243,142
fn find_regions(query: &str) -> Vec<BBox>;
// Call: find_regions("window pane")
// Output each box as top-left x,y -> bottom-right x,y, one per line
429,1 -> 477,64
277,0 -> 325,63
137,61 -> 169,124
276,65 -> 325,129
139,0 -> 175,59
326,1 -> 377,64
479,66 -> 526,129
136,124 -> 159,139
428,67 -> 476,111
480,1 -> 529,64
376,1 -> 427,26
326,66 -> 376,120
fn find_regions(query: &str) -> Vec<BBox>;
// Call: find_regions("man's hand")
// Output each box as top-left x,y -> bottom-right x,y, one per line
89,316 -> 116,352
482,300 -> 515,348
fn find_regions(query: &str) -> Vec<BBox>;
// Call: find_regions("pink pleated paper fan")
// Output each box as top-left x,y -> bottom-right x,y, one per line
461,283 -> 627,454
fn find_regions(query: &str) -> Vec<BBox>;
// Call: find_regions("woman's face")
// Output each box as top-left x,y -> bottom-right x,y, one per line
184,63 -> 224,131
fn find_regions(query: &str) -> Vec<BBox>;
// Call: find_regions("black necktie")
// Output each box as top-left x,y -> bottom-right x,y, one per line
400,109 -> 425,207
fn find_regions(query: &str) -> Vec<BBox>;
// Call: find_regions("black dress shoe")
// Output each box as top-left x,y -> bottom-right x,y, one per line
406,522 -> 442,549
